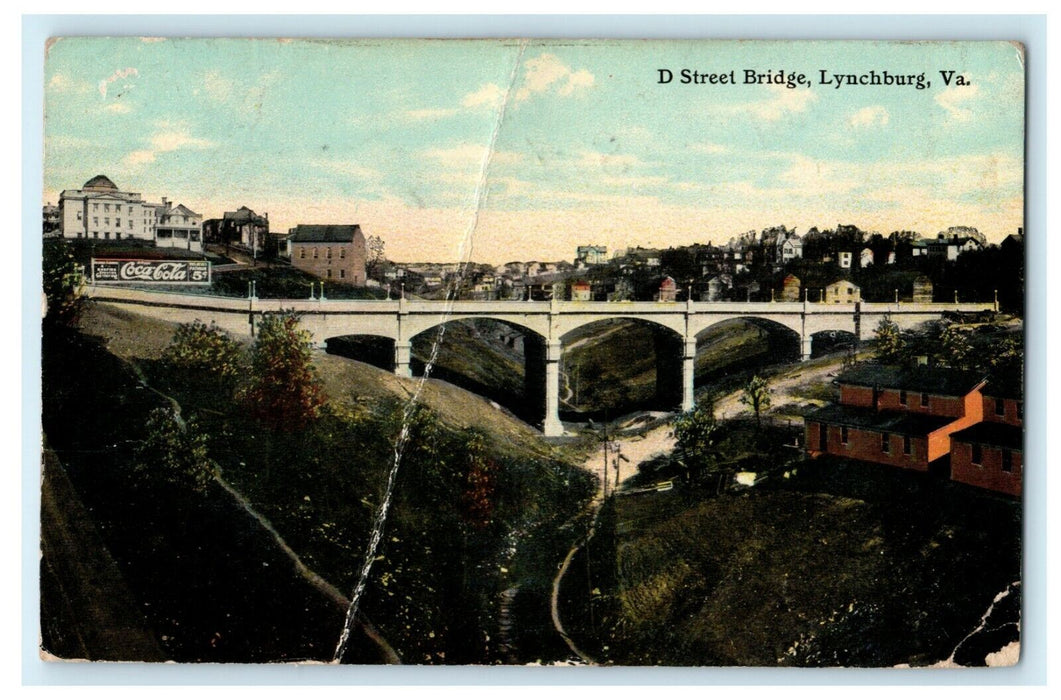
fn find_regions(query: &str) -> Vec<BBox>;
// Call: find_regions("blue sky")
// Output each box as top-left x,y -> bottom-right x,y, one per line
44,38 -> 1024,263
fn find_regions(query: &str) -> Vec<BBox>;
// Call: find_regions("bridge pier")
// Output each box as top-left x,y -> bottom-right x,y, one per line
801,335 -> 813,362
393,341 -> 412,378
542,341 -> 564,437
682,340 -> 696,412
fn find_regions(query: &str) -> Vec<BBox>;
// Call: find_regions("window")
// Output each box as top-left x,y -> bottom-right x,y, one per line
93,203 -> 98,211
93,217 -> 99,226
840,426 -> 849,445
326,269 -> 332,278
313,248 -> 318,258
104,217 -> 109,225
115,232 -> 121,240
76,211 -> 82,220
1001,450 -> 1012,473
971,444 -> 982,465
881,433 -> 890,453
104,203 -> 110,212
340,269 -> 346,279
903,436 -> 912,455
899,390 -> 908,406
92,231 -> 98,239
995,398 -> 1005,416
115,218 -> 121,227
340,248 -> 345,259
299,248 -> 305,259
847,286 -> 854,295
327,247 -> 332,259
920,392 -> 929,407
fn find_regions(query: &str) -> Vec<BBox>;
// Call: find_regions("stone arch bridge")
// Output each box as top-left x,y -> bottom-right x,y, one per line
86,286 -> 994,436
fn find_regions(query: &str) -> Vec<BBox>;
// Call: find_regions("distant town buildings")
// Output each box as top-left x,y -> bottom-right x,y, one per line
203,206 -> 270,254
287,224 -> 367,286
824,280 -> 861,304
58,175 -> 202,252
576,245 -> 608,266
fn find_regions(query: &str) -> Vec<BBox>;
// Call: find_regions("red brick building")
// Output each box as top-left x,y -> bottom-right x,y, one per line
288,224 -> 367,286
950,383 -> 1023,497
805,366 -> 1022,497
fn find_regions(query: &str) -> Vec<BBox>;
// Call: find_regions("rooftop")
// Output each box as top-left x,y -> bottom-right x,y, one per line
806,404 -> 955,436
838,364 -> 986,397
83,174 -> 118,191
289,224 -> 364,243
951,422 -> 1023,450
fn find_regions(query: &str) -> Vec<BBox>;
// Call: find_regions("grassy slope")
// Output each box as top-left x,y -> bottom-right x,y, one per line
598,458 -> 1021,667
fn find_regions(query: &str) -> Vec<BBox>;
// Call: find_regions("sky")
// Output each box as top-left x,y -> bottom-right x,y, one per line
43,38 -> 1025,264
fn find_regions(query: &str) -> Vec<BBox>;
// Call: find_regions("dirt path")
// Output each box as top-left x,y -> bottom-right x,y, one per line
713,350 -> 873,421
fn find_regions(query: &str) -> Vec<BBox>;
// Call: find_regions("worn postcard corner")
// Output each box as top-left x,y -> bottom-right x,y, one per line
40,37 -> 1024,669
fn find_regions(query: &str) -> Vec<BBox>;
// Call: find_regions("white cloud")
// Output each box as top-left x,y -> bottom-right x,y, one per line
576,151 -> 642,169
203,71 -> 233,102
849,105 -> 890,128
404,107 -> 460,121
515,54 -> 595,102
462,83 -> 507,109
717,85 -> 818,123
122,124 -> 213,168
424,144 -> 523,169
98,67 -> 138,98
691,142 -> 729,155
103,102 -> 132,114
123,150 -> 156,166
935,81 -> 981,122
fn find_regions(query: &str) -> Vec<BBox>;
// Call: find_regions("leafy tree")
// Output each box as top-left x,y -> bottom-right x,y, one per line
162,321 -> 245,389
939,325 -> 975,371
134,408 -> 216,494
873,317 -> 906,365
42,239 -> 85,326
366,235 -> 387,280
740,375 -> 773,427
241,313 -> 326,431
672,401 -> 720,481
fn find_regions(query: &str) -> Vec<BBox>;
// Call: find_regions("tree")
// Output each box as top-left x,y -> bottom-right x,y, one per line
873,317 -> 906,365
366,235 -> 387,281
939,325 -> 975,371
134,408 -> 216,494
162,321 -> 245,389
672,402 -> 720,481
42,239 -> 85,326
740,375 -> 772,427
241,313 -> 326,431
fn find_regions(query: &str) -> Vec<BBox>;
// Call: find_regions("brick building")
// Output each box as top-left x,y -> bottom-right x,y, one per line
950,383 -> 1023,497
288,224 -> 367,286
805,366 -> 986,473
805,365 -> 1023,497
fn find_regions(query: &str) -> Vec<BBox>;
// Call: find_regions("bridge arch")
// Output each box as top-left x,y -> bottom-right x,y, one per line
404,317 -> 550,427
558,317 -> 687,419
692,316 -> 802,388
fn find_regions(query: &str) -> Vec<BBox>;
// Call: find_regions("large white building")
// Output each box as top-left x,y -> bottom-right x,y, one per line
59,175 -> 202,252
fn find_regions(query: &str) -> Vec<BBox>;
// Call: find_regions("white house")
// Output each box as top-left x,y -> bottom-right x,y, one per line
59,175 -> 202,251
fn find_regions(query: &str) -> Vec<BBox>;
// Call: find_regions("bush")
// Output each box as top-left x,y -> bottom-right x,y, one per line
134,408 -> 216,494
241,313 -> 326,431
162,321 -> 246,388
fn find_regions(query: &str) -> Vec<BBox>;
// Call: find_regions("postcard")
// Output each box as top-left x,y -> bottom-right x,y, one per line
40,37 -> 1025,667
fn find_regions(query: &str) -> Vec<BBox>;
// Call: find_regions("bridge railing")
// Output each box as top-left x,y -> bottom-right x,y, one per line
83,285 -> 997,314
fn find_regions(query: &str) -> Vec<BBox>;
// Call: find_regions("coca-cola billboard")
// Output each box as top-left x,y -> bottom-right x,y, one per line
91,258 -> 211,285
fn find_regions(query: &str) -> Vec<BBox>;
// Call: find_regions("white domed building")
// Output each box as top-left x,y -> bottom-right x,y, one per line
58,175 -> 202,252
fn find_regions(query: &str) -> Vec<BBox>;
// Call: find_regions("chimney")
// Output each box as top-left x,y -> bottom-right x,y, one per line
162,197 -> 169,207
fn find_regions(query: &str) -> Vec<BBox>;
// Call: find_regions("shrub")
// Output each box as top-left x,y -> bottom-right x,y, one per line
241,313 -> 326,431
134,408 -> 216,494
162,321 -> 245,388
